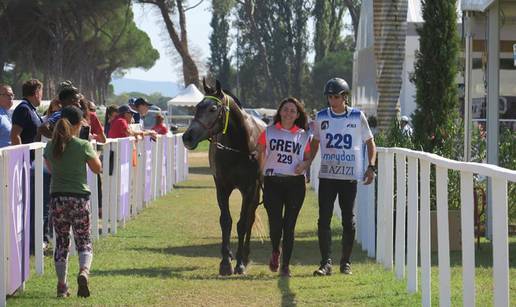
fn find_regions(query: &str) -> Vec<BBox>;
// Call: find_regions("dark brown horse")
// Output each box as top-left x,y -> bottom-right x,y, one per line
182,80 -> 266,275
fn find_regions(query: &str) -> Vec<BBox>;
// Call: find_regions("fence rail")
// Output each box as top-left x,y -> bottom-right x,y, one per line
350,147 -> 515,307
1,134 -> 189,306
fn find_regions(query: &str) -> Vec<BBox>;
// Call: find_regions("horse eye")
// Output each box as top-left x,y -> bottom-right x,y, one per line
210,105 -> 218,112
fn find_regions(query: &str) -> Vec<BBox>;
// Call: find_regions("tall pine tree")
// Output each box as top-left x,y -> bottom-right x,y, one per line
209,2 -> 231,86
412,0 -> 460,154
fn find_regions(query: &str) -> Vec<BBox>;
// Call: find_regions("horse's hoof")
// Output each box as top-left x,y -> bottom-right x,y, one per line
234,264 -> 246,275
219,261 -> 233,276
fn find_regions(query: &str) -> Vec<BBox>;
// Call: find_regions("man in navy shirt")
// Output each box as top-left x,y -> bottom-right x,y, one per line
11,79 -> 44,145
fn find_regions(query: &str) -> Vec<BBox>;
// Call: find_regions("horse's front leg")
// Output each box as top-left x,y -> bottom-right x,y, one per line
243,182 -> 261,267
234,189 -> 256,275
216,182 -> 233,276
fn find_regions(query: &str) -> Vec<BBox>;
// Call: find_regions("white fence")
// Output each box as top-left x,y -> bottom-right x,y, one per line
344,147 -> 514,307
1,133 -> 188,306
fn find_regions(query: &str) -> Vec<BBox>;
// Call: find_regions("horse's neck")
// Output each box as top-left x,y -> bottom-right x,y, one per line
217,110 -> 249,152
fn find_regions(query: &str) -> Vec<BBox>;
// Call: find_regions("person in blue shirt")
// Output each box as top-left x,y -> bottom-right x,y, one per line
0,84 -> 14,148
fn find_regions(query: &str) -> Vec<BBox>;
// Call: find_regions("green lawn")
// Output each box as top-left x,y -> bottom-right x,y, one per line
7,153 -> 515,306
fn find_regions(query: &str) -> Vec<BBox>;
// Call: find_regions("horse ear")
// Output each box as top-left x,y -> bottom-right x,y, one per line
203,77 -> 212,94
215,80 -> 222,95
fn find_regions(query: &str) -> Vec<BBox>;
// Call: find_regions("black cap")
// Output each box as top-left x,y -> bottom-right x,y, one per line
134,97 -> 152,107
117,104 -> 138,114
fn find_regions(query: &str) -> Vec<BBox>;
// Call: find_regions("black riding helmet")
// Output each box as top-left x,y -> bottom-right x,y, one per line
324,78 -> 350,96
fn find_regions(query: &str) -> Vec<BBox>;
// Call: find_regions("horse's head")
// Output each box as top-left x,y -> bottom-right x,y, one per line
182,79 -> 229,150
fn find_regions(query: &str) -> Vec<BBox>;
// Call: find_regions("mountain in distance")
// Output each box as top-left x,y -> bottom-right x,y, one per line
111,78 -> 182,97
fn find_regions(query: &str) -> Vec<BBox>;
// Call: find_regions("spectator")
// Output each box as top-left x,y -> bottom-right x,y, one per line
104,105 -> 118,136
79,97 -> 106,143
42,99 -> 62,122
152,114 -> 168,135
39,88 -> 81,139
108,104 -> 153,139
10,79 -> 44,145
0,84 -> 14,148
257,97 -> 312,277
44,105 -> 101,298
400,115 -> 413,137
132,97 -> 152,126
10,80 -> 47,253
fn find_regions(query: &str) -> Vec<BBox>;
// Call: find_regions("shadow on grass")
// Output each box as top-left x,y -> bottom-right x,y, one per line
94,266 -> 198,278
189,166 -> 212,175
173,184 -> 214,189
278,277 -> 296,306
445,239 -> 516,268
132,240 -> 373,267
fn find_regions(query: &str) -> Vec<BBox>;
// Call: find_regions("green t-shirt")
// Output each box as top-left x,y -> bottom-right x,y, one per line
44,137 -> 97,195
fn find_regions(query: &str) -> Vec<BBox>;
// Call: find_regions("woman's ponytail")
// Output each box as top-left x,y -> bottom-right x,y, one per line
51,105 -> 84,159
52,118 -> 73,159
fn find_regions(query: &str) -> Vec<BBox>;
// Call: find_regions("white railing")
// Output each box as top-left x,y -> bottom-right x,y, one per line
1,134 -> 189,306
358,147 -> 515,307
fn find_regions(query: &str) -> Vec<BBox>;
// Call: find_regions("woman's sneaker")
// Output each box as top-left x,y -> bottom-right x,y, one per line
56,282 -> 70,298
77,269 -> 90,298
279,266 -> 291,278
340,262 -> 352,275
313,261 -> 332,276
269,251 -> 280,272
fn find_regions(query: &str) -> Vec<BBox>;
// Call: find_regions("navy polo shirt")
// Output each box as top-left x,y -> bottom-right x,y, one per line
11,99 -> 43,144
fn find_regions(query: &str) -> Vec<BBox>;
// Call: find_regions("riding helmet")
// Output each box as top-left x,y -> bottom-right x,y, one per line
324,78 -> 350,96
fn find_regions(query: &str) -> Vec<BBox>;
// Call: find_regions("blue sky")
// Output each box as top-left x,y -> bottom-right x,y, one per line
125,2 -> 212,82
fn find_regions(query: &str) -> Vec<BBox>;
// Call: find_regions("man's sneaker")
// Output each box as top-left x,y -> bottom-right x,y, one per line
340,262 -> 352,275
77,269 -> 90,298
313,262 -> 332,276
56,282 -> 70,298
279,266 -> 291,278
269,251 -> 280,272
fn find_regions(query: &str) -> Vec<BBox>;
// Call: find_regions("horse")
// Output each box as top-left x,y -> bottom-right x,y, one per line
182,79 -> 266,275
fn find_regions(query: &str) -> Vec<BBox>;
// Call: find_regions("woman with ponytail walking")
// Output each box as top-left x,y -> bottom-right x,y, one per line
43,106 -> 101,298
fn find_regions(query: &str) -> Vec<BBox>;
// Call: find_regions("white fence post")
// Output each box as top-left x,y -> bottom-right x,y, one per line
394,153 -> 406,279
492,177 -> 509,307
34,147 -> 44,275
111,140 -> 119,234
420,160 -> 431,307
101,142 -> 111,236
384,151 -> 394,270
436,166 -> 451,307
460,171 -> 475,307
89,167 -> 99,241
376,151 -> 385,263
406,156 -> 418,293
0,151 -> 6,307
367,178 -> 376,258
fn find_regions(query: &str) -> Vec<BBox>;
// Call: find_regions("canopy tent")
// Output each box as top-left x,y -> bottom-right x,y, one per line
167,84 -> 204,107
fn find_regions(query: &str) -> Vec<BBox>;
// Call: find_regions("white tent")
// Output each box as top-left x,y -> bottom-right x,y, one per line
167,84 -> 204,107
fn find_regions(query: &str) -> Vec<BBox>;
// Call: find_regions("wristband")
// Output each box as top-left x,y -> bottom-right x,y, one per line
367,164 -> 376,172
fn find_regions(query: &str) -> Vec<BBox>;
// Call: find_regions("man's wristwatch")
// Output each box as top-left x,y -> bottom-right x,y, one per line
367,164 -> 376,172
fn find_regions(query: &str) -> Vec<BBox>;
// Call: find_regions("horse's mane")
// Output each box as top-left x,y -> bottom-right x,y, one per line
222,89 -> 242,108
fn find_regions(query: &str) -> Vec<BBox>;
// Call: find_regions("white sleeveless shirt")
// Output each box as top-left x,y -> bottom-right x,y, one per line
312,107 -> 373,181
263,124 -> 310,176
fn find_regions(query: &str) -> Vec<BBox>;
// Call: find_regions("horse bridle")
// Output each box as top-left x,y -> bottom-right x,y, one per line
192,94 -> 230,139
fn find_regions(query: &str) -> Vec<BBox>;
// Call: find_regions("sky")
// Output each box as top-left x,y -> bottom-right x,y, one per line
125,1 -> 212,83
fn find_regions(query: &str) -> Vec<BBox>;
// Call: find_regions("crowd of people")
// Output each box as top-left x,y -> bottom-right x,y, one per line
0,79 -> 171,298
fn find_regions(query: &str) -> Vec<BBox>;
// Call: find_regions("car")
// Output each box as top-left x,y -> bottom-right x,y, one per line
244,108 -> 262,120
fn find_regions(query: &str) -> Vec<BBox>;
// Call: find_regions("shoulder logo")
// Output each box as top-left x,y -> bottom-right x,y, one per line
346,123 -> 356,128
321,120 -> 329,130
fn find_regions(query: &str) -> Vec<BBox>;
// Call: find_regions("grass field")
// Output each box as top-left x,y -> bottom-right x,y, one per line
7,152 -> 515,306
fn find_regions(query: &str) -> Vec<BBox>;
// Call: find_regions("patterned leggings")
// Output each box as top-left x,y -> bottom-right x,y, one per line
50,195 -> 93,263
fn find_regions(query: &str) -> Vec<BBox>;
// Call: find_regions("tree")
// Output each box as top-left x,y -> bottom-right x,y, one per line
412,0 -> 460,154
137,0 -> 201,87
209,0 -> 232,86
